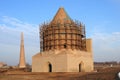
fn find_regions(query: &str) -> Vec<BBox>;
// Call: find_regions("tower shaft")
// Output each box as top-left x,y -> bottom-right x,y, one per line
19,32 -> 26,68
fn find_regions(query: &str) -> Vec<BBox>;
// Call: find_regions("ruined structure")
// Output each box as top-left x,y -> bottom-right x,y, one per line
32,7 -> 93,72
19,32 -> 26,68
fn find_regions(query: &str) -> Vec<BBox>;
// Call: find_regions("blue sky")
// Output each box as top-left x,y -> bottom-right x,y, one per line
0,0 -> 120,65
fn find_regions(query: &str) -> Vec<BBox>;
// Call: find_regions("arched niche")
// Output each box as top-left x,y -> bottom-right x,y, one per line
79,61 -> 84,72
48,63 -> 52,72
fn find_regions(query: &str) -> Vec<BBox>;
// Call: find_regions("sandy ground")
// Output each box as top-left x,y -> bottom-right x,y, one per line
0,67 -> 120,80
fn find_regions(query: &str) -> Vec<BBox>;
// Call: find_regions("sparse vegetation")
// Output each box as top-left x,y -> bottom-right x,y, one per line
0,62 -> 120,80
0,67 -> 120,80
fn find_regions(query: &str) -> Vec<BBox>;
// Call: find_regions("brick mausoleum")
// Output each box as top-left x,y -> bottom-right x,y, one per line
32,7 -> 93,72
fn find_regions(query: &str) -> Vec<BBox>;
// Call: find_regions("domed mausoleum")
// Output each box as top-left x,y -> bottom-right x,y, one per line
32,7 -> 93,72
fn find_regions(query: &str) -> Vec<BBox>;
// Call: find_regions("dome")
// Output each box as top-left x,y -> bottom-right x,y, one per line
40,8 -> 86,52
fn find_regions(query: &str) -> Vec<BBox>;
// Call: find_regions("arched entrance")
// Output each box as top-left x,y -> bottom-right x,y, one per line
79,62 -> 84,72
79,64 -> 82,72
48,63 -> 52,72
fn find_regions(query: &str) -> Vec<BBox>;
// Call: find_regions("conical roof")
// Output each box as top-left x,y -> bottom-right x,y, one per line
51,7 -> 71,24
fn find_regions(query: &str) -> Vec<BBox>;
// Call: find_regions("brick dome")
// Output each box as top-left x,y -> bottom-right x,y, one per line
40,8 -> 86,51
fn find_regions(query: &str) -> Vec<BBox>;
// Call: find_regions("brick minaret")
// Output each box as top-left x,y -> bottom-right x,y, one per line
19,32 -> 26,68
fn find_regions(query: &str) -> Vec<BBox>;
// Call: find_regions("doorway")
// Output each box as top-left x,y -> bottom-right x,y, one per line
48,63 -> 52,72
79,63 -> 81,72
79,62 -> 84,72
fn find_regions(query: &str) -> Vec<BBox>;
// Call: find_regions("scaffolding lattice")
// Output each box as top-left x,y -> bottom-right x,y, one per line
40,20 -> 86,52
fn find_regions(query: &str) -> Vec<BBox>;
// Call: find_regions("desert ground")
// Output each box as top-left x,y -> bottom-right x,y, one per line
0,67 -> 120,80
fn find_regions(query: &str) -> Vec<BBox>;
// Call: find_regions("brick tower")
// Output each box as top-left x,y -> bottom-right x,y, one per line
19,32 -> 26,68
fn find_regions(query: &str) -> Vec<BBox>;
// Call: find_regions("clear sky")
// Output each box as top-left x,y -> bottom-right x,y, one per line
0,0 -> 120,65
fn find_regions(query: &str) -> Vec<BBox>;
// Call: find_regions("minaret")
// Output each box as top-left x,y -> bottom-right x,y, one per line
19,32 -> 26,68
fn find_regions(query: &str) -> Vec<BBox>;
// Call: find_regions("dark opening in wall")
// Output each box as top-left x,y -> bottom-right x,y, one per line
49,63 -> 52,72
79,64 -> 81,72
64,44 -> 67,48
